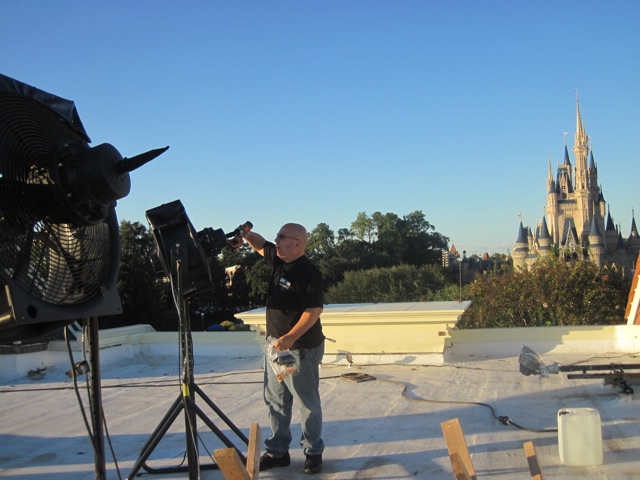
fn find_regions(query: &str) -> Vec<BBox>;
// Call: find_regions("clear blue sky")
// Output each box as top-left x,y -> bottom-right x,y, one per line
2,1 -> 639,255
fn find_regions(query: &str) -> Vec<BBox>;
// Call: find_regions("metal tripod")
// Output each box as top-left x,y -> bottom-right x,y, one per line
127,247 -> 248,480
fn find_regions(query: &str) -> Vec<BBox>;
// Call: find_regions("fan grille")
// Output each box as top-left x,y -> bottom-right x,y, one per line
0,92 -> 113,306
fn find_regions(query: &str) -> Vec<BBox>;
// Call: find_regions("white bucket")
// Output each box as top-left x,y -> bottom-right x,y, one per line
558,408 -> 603,466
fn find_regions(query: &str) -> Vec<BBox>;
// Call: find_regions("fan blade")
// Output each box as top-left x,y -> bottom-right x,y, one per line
0,182 -> 56,226
0,181 -> 53,197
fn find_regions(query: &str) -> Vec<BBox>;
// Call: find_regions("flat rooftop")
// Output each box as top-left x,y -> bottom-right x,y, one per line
1,342 -> 639,479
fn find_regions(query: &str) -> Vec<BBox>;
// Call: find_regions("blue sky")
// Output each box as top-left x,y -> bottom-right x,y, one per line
2,1 -> 639,255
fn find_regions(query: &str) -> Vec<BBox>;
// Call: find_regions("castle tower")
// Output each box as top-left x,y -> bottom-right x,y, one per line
573,95 -> 589,191
513,221 -> 529,270
628,211 -> 640,256
588,150 -> 599,193
605,210 -> 617,255
546,156 -> 559,244
537,216 -> 553,259
588,216 -> 605,269
572,96 -> 592,244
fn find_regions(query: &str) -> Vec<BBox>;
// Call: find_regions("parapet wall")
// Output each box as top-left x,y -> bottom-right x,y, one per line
2,302 -> 639,382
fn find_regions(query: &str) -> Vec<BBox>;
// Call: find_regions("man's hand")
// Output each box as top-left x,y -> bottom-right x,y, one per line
273,334 -> 295,351
273,307 -> 323,351
234,233 -> 245,245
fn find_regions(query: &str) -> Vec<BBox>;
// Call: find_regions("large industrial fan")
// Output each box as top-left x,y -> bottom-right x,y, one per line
0,73 -> 167,341
0,73 -> 167,479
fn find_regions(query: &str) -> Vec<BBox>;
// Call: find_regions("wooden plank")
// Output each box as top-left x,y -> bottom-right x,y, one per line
449,452 -> 473,480
441,418 -> 477,480
246,423 -> 261,480
523,441 -> 544,480
213,448 -> 251,480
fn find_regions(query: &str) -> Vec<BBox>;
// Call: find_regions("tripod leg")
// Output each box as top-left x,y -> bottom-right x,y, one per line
184,389 -> 200,480
194,384 -> 249,444
126,394 -> 183,479
87,319 -> 107,479
191,402 -> 247,463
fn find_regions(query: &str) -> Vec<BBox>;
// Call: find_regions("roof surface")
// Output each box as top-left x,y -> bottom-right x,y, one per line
1,347 -> 639,479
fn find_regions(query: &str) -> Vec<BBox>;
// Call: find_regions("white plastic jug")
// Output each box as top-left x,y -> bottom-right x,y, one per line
558,407 -> 603,466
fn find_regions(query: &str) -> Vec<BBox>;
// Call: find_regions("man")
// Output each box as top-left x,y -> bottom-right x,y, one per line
239,223 -> 325,474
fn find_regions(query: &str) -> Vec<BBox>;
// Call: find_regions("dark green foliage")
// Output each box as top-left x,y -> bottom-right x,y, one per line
105,220 -> 177,330
325,264 -> 449,304
304,210 -> 450,292
114,211 -> 632,329
459,256 -> 629,328
239,249 -> 272,308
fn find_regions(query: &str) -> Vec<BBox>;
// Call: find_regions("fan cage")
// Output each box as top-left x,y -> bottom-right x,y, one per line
0,92 -> 114,306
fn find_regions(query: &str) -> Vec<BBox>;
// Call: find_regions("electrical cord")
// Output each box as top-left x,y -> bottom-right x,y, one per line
375,376 -> 558,433
64,325 -> 102,468
80,321 -> 123,480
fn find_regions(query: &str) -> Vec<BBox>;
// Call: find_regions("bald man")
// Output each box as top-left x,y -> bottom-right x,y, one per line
239,223 -> 325,474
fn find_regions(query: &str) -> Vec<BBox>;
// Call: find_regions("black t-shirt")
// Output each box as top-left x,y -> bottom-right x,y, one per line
263,242 -> 324,349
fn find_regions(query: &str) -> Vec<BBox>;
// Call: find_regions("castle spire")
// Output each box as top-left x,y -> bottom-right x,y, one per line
547,154 -> 556,193
574,91 -> 588,147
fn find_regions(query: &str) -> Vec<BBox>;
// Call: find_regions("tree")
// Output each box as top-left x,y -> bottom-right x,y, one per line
459,256 -> 629,328
239,250 -> 271,308
351,212 -> 377,243
110,221 -> 176,329
307,223 -> 335,260
375,210 -> 449,267
325,264 -> 449,304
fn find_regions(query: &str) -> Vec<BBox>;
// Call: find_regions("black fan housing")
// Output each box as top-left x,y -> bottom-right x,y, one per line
0,74 -> 166,341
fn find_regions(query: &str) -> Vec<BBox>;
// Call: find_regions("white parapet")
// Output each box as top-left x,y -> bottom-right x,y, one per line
238,301 -> 471,364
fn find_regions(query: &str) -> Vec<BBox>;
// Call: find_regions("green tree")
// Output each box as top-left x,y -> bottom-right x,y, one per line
307,223 -> 335,260
111,221 -> 175,329
351,212 -> 377,243
459,256 -> 629,328
325,264 -> 449,304
240,251 -> 271,308
373,210 -> 448,267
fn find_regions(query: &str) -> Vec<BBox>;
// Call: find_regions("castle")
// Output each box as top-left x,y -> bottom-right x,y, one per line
513,98 -> 639,277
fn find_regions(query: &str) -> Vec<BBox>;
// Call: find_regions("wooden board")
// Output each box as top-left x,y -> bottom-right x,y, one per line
441,418 -> 477,480
247,423 -> 261,480
213,448 -> 251,480
523,441 -> 544,480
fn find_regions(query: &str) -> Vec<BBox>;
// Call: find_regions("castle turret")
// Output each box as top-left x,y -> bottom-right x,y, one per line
557,145 -> 574,196
573,95 -> 589,192
538,216 -> 553,258
628,211 -> 640,257
513,222 -> 529,270
588,150 -> 599,192
547,155 -> 556,193
573,96 -> 592,243
605,210 -> 617,254
588,215 -> 605,269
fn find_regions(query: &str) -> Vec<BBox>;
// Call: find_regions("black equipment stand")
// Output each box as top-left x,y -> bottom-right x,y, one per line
127,245 -> 248,480
562,363 -> 640,394
87,317 -> 107,479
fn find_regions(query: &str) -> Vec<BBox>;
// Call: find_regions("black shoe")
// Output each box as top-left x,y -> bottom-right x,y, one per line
304,454 -> 322,474
259,451 -> 290,471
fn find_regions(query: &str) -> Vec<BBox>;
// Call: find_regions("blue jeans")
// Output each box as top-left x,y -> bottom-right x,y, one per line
263,342 -> 325,457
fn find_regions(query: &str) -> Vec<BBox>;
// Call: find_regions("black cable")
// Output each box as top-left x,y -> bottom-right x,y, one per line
496,416 -> 557,433
374,375 -> 559,434
82,321 -> 125,480
64,325 -> 107,475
